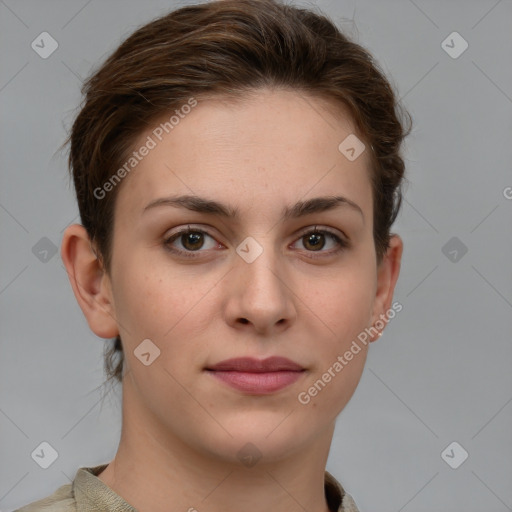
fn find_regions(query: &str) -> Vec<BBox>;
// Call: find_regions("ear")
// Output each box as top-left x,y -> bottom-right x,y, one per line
60,224 -> 119,339
369,234 -> 403,341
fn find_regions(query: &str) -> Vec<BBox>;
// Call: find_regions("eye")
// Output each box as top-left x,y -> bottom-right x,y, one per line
163,225 -> 220,258
291,226 -> 349,259
163,225 -> 349,259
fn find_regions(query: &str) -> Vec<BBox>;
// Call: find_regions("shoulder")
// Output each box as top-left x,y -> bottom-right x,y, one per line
14,482 -> 75,512
341,492 -> 360,512
324,470 -> 361,512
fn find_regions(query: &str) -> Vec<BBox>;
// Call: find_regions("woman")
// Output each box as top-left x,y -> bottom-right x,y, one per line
17,0 -> 411,510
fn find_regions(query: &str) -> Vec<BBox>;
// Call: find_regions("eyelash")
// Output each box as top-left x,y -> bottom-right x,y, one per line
163,225 -> 350,260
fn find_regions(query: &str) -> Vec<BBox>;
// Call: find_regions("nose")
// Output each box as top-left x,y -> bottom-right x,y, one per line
223,242 -> 297,336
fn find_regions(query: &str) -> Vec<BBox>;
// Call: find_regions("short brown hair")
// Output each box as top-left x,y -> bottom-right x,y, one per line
64,0 -> 412,388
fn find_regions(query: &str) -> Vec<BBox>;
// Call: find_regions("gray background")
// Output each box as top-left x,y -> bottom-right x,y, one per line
1,0 -> 511,511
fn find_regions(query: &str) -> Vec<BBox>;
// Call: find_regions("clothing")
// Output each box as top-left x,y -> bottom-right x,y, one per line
15,463 -> 360,512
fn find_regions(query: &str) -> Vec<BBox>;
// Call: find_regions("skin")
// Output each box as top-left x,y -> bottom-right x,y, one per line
61,88 -> 402,512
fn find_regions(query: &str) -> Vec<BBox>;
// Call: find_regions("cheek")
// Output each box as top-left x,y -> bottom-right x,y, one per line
110,254 -> 218,351
320,349 -> 368,417
298,309 -> 370,419
299,261 -> 375,341
293,262 -> 374,413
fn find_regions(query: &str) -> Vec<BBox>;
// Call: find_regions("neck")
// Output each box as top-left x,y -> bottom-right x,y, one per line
97,373 -> 336,512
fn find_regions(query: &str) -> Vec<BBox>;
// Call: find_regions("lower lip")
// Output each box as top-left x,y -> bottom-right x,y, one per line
207,370 -> 304,394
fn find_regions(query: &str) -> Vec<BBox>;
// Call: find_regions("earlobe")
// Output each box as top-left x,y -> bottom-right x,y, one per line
60,224 -> 119,339
369,234 -> 403,341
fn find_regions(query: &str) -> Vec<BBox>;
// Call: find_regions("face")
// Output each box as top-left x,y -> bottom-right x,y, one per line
99,88 -> 396,464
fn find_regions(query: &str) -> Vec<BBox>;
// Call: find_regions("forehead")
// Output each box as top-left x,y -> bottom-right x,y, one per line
114,89 -> 373,221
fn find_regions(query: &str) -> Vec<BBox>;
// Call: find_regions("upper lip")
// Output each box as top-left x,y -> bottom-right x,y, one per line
206,357 -> 304,372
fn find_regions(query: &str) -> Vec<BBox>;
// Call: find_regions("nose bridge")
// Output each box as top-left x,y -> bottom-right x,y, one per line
230,233 -> 294,327
236,233 -> 285,296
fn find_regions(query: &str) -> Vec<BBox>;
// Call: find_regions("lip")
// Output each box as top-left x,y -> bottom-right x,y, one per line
205,357 -> 305,394
207,356 -> 304,372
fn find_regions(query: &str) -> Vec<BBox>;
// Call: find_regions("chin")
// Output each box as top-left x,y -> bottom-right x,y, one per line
202,416 -> 316,465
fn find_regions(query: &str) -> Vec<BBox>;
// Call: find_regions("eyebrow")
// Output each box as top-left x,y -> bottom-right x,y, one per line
142,194 -> 364,222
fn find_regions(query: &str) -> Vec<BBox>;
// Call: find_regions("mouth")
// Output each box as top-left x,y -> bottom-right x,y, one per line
205,357 -> 306,394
